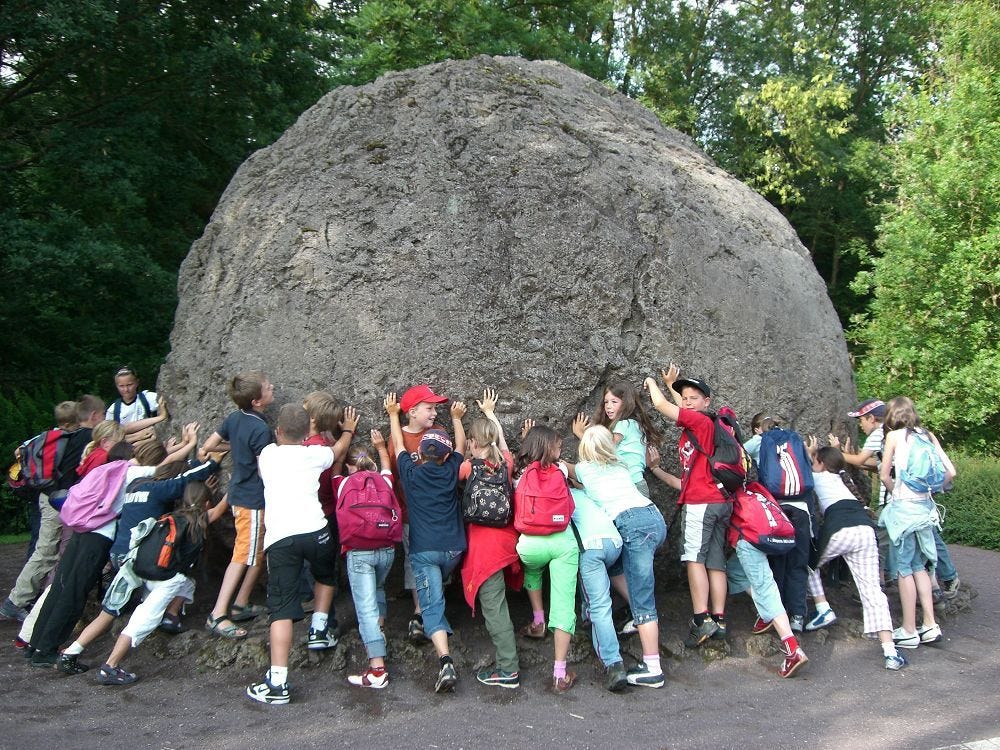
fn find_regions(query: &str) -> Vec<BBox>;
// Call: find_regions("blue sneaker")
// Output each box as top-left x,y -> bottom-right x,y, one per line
884,653 -> 907,671
805,608 -> 837,631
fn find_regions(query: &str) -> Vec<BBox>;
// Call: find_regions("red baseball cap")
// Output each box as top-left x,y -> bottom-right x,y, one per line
400,384 -> 448,413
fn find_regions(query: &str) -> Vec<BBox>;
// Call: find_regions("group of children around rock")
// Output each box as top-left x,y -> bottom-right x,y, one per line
1,363 -> 958,704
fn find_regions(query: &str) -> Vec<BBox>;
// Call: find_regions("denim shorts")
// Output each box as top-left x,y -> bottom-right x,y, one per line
894,532 -> 934,577
613,504 -> 666,625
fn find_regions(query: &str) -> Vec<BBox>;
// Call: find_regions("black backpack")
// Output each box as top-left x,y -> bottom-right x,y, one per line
462,459 -> 513,528
132,513 -> 201,581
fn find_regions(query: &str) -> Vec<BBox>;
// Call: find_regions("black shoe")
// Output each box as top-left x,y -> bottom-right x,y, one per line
605,661 -> 628,692
30,651 -> 58,668
58,653 -> 90,675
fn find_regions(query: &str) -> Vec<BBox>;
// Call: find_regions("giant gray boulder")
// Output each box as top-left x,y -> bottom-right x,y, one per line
160,55 -> 855,457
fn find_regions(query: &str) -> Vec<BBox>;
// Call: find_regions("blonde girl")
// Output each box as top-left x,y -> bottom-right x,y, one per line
567,425 -> 667,688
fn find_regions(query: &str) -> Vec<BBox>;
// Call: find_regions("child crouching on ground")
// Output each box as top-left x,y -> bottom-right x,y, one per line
245,403 -> 356,705
385,391 -> 467,693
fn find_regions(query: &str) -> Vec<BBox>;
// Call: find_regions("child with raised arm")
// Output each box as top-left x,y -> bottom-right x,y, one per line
201,372 -> 274,639
458,389 -> 523,689
574,380 -> 663,497
644,367 -> 732,649
566,424 -> 667,689
245,403 -> 356,704
339,431 -> 398,689
387,383 -> 450,642
386,391 -> 467,693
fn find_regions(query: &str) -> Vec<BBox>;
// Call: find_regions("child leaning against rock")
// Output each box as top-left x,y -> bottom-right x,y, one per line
385,390 -> 467,694
245,403 -> 356,705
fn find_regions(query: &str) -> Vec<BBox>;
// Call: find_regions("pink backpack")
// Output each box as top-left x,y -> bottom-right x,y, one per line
59,460 -> 130,533
513,462 -> 574,535
336,471 -> 403,551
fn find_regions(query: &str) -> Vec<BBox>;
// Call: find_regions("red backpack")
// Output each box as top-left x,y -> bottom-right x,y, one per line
19,428 -> 72,493
336,471 -> 403,551
513,462 -> 574,536
728,481 -> 796,555
683,412 -> 748,495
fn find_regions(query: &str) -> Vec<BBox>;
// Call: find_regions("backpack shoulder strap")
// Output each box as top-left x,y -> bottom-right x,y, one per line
138,391 -> 154,418
113,399 -> 122,422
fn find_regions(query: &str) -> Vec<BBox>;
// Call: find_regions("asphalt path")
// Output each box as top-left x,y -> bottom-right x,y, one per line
1,544 -> 998,749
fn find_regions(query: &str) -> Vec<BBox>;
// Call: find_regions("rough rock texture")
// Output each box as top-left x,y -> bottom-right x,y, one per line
160,55 -> 855,450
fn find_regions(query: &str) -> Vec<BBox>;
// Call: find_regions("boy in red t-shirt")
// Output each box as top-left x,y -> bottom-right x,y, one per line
387,384 -> 449,642
645,367 -> 732,649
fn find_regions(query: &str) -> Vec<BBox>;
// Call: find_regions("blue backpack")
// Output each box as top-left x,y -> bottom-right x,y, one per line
757,428 -> 815,500
899,430 -> 947,494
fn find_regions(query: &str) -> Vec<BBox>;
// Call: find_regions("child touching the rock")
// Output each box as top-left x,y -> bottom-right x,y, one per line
385,391 -> 467,693
575,380 -> 662,497
803,439 -> 906,670
338,432 -> 398,689
458,389 -> 523,689
245,403 -> 356,704
566,424 -> 667,688
513,422 -> 579,693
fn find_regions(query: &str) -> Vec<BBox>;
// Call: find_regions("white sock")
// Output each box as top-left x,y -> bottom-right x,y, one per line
881,642 -> 898,658
815,601 -> 831,615
63,641 -> 84,656
269,666 -> 288,686
643,654 -> 662,674
311,612 -> 329,632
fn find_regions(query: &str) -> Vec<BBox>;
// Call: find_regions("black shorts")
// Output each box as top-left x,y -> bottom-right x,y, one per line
265,526 -> 337,623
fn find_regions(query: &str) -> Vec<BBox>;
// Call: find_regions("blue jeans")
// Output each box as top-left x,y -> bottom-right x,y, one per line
410,550 -> 463,638
613,504 -> 667,625
346,547 -> 395,659
933,527 -> 956,581
579,539 -> 623,667
729,540 -> 785,623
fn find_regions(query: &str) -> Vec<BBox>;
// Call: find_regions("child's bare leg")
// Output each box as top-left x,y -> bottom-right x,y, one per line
430,629 -> 449,658
686,561 -> 710,613
210,561 -> 247,624
270,620 -> 293,668
313,582 -> 334,616
165,596 -> 185,618
105,634 -> 133,668
75,611 -> 116,651
708,569 -> 728,614
232,563 -> 262,609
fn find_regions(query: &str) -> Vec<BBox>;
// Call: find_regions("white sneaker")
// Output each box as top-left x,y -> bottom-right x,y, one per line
348,669 -> 389,689
918,623 -> 942,644
805,608 -> 837,631
892,627 -> 920,649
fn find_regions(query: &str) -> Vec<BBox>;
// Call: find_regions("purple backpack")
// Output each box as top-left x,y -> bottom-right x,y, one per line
59,460 -> 130,533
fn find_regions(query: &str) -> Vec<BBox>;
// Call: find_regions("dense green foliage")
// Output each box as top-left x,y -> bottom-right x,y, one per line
940,454 -> 1000,552
0,1 -> 996,458
852,1 -> 1000,451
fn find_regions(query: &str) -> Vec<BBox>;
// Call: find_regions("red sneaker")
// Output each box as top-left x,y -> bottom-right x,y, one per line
779,647 -> 808,678
751,617 -> 773,635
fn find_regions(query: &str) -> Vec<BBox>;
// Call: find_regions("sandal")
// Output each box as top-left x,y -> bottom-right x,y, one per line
229,603 -> 267,623
158,613 -> 184,634
206,615 -> 248,639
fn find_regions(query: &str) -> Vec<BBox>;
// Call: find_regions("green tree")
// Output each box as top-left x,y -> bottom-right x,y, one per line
332,0 -> 616,85
852,0 -> 1000,452
0,1 -> 335,394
